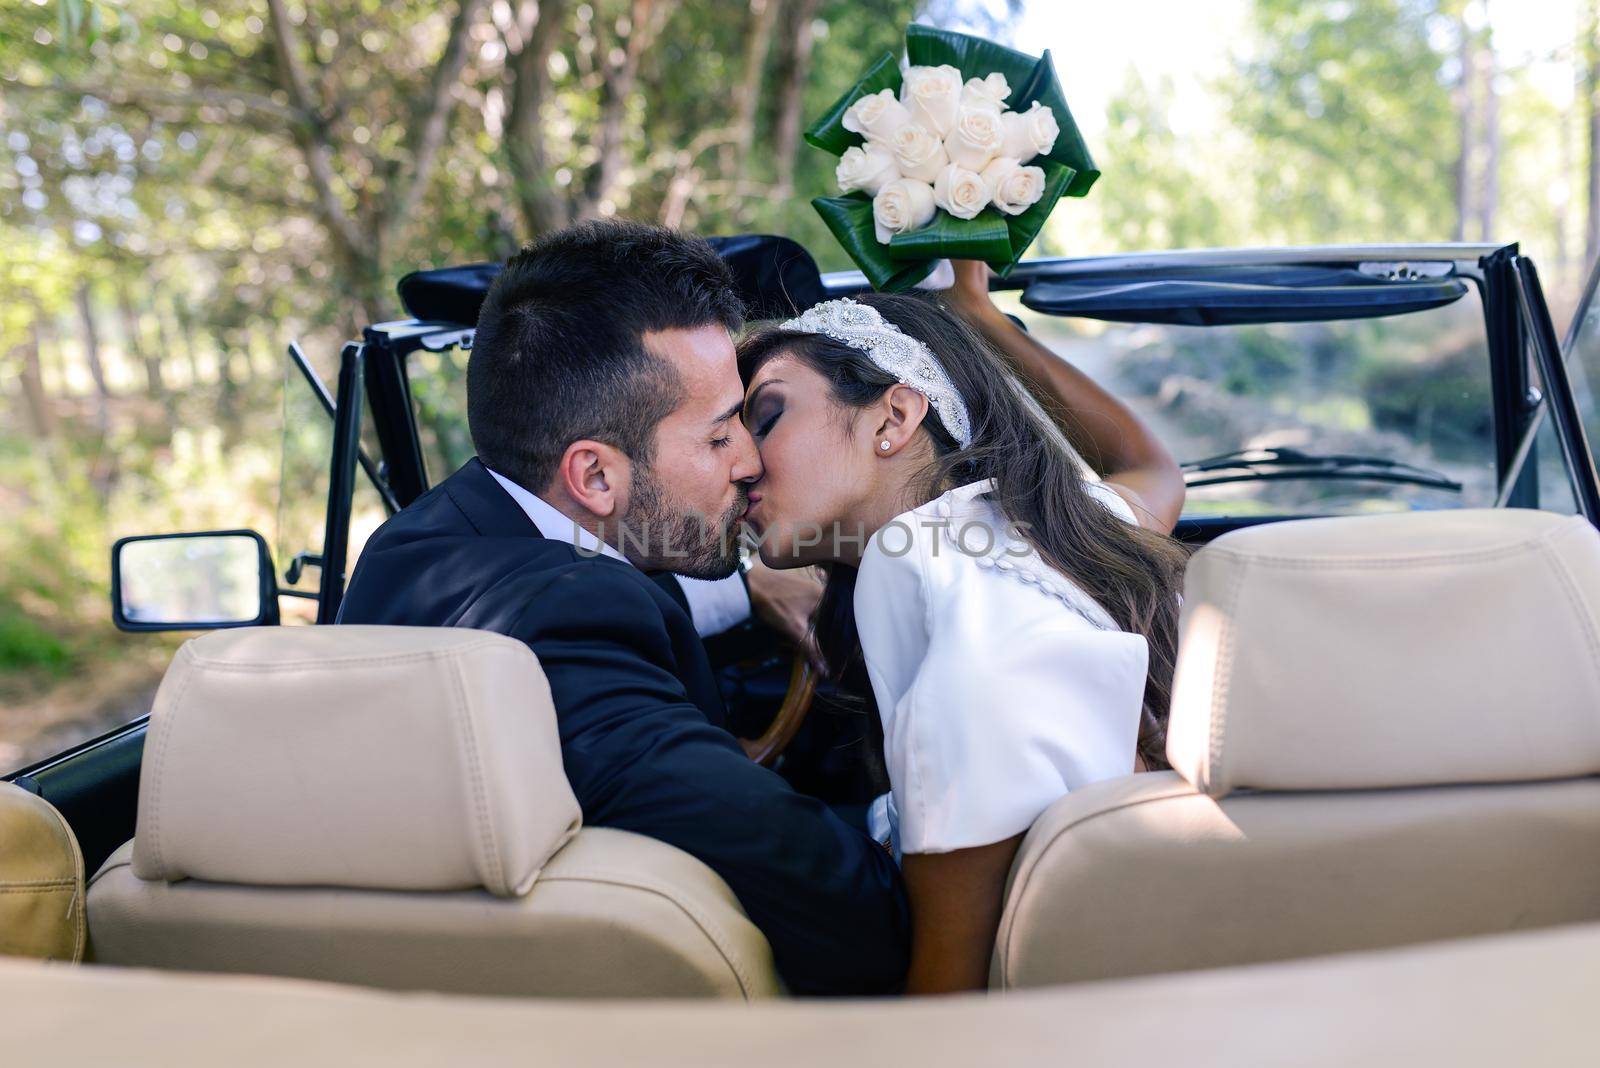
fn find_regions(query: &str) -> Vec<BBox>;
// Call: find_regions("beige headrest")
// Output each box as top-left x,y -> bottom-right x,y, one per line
132,626 -> 580,897
1168,509 -> 1600,796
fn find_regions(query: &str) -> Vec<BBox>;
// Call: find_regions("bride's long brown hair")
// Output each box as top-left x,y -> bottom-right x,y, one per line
737,292 -> 1191,770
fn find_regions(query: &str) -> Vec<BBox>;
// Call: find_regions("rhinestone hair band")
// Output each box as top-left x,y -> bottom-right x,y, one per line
779,298 -> 974,448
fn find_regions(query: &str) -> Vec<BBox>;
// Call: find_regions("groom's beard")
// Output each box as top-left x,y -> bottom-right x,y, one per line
625,464 -> 747,579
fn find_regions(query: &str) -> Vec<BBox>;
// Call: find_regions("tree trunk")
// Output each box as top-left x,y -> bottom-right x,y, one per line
117,283 -> 165,397
17,321 -> 56,438
771,0 -> 819,199
578,0 -> 676,220
1452,14 -> 1475,243
266,0 -> 375,295
729,0 -> 781,183
172,298 -> 205,385
216,328 -> 243,444
268,0 -> 468,323
377,0 -> 491,236
156,295 -> 194,388
1477,43 -> 1498,242
506,0 -> 571,236
34,306 -> 63,397
74,282 -> 112,431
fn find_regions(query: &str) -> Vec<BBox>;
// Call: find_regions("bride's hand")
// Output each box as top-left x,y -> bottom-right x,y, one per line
942,259 -> 1006,329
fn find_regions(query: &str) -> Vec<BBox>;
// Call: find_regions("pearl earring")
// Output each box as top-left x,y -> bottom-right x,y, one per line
879,440 -> 891,451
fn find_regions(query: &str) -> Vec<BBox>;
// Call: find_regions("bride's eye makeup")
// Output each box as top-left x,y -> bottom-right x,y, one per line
754,407 -> 782,439
745,382 -> 784,440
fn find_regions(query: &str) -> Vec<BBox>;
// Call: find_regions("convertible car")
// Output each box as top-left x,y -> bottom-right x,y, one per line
5,237 -> 1600,1063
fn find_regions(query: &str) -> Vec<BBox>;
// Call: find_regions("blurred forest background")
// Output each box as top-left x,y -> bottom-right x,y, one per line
3,0 -> 1600,766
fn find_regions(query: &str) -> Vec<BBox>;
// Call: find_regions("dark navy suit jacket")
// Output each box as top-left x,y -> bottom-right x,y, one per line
337,458 -> 910,994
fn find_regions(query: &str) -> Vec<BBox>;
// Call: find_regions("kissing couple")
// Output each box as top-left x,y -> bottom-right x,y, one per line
339,219 -> 1189,995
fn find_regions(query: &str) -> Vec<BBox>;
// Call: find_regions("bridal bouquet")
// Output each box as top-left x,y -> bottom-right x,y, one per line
805,24 -> 1098,292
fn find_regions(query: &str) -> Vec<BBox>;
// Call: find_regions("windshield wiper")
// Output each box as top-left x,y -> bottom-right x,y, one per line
1181,446 -> 1463,493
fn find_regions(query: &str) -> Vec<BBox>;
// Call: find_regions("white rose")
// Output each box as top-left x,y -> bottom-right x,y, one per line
842,88 -> 914,144
960,73 -> 1011,112
888,121 -> 949,183
982,156 -> 1047,215
836,143 -> 901,196
945,104 -> 1006,172
872,177 -> 937,244
932,163 -> 991,221
999,100 -> 1061,163
899,64 -> 963,137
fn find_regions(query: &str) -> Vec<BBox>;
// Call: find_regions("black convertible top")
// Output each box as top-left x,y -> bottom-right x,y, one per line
1020,264 -> 1469,326
396,234 -> 827,327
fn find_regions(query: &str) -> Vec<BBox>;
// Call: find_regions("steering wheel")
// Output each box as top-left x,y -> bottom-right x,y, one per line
738,651 -> 819,766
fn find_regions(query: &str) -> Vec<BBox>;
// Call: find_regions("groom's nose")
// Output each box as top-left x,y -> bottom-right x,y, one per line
728,420 -> 763,485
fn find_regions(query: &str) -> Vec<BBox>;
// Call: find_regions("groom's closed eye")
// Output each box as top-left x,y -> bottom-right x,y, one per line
708,397 -> 745,449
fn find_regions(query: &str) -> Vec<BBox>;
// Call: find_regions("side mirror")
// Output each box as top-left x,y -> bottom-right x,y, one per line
111,530 -> 281,632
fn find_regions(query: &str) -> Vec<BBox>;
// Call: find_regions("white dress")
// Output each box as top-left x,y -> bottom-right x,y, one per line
856,477 -> 1148,859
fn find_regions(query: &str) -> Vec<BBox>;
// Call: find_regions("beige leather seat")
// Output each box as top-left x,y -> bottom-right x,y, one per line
10,920 -> 1600,1065
0,782 -> 84,962
87,626 -> 781,999
995,507 -> 1600,990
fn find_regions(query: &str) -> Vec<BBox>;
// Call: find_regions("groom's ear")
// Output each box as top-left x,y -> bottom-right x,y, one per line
873,384 -> 931,456
555,439 -> 628,519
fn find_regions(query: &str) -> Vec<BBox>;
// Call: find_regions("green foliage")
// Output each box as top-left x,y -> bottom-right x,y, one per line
0,607 -> 74,676
1361,347 -> 1494,458
1224,0 -> 1459,243
1122,324 -> 1307,398
1091,72 -> 1236,251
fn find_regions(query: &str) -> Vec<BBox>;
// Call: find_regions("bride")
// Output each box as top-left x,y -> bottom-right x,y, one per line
737,261 -> 1190,994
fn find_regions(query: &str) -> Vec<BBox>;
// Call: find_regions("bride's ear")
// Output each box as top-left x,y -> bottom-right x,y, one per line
872,384 -> 930,457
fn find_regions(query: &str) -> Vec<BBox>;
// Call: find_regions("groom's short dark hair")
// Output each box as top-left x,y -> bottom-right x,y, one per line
468,219 -> 745,492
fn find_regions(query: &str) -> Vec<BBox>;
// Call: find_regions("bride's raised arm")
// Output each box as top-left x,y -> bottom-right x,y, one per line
941,260 -> 1186,534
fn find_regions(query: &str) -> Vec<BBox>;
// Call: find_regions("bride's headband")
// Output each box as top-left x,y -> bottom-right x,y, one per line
779,298 -> 974,448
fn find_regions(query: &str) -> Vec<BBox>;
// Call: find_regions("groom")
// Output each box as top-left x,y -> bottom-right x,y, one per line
337,220 -> 909,995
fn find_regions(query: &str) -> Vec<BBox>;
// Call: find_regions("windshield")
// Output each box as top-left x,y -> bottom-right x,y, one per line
276,349 -> 392,611
1004,287 -> 1495,516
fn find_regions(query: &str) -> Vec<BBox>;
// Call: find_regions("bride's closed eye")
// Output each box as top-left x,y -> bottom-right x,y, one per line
752,407 -> 782,439
744,381 -> 784,440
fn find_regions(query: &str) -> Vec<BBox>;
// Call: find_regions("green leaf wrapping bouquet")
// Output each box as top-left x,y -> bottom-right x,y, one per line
805,24 -> 1099,292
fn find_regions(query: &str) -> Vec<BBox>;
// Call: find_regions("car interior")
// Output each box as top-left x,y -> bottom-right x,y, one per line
7,495 -> 1600,1001
5,240 -> 1600,1026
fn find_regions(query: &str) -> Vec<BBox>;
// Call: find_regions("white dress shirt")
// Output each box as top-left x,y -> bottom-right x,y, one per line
485,467 -> 752,638
857,478 -> 1147,858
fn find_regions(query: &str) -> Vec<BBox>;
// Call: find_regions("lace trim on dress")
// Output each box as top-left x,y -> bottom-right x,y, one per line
938,522 -> 1118,631
929,477 -> 1132,631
